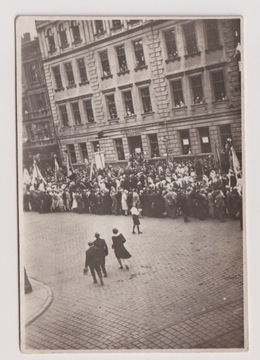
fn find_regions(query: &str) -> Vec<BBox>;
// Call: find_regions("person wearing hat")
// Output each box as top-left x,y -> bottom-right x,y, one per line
111,229 -> 131,270
93,233 -> 108,277
84,242 -> 104,286
130,203 -> 142,234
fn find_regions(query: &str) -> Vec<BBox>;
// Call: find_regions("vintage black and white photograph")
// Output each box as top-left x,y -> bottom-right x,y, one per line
17,16 -> 246,352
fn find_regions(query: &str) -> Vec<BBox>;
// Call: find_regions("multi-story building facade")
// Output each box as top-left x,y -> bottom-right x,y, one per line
22,33 -> 59,169
35,18 -> 241,167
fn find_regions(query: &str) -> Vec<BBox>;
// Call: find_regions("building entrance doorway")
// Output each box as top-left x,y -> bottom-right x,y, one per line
127,135 -> 143,155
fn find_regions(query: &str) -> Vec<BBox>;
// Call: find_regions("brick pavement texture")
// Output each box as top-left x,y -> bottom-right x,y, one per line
20,212 -> 246,351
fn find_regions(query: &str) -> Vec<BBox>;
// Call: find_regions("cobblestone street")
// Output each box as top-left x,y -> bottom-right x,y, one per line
21,212 -> 244,351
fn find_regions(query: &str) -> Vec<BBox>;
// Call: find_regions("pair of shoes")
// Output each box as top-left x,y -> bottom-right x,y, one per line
100,280 -> 104,286
125,265 -> 129,270
119,266 -> 123,269
132,231 -> 136,234
93,279 -> 97,284
104,273 -> 107,278
138,232 -> 142,234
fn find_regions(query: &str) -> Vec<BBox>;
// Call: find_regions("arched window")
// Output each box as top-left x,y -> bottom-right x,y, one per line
58,23 -> 69,48
71,21 -> 81,44
46,28 -> 56,53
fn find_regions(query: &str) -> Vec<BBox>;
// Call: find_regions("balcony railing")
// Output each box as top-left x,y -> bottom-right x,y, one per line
23,109 -> 51,121
23,138 -> 57,147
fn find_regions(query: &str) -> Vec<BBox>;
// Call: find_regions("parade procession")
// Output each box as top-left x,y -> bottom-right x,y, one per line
18,17 -> 245,351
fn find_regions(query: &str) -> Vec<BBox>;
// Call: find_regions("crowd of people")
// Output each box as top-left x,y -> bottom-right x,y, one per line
23,152 -> 243,226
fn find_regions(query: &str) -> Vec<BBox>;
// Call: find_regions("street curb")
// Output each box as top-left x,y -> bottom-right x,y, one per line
25,278 -> 54,327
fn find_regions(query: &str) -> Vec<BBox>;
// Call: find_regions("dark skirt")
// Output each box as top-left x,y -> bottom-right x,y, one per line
132,214 -> 140,225
114,245 -> 131,259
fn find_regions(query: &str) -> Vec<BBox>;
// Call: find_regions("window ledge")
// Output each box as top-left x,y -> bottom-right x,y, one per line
172,106 -> 187,111
73,123 -> 83,127
86,121 -> 96,125
61,125 -> 71,129
108,117 -> 120,122
60,44 -> 69,50
165,56 -> 181,64
191,103 -> 207,111
141,111 -> 154,116
205,45 -> 223,53
110,25 -> 123,31
94,31 -> 107,38
72,39 -> 82,45
134,65 -> 148,72
117,70 -> 130,76
184,51 -> 201,59
79,80 -> 89,86
212,99 -> 229,104
101,74 -> 113,80
55,87 -> 65,93
48,49 -> 57,54
66,84 -> 77,89
124,114 -> 136,120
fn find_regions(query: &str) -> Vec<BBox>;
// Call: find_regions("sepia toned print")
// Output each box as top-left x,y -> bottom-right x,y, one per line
17,16 -> 246,352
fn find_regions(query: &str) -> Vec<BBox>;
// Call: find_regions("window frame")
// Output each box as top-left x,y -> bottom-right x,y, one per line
114,138 -> 125,160
71,101 -> 82,125
59,104 -> 69,127
70,20 -> 82,44
92,140 -> 100,153
79,142 -> 89,161
116,44 -> 128,73
76,58 -> 88,84
106,93 -> 118,120
100,50 -> 112,78
58,23 -> 69,49
183,21 -> 199,56
211,69 -> 227,102
122,90 -> 135,116
67,144 -> 77,164
164,28 -> 179,60
190,74 -> 204,105
64,62 -> 75,86
133,39 -> 146,69
204,20 -> 221,51
95,20 -> 106,35
140,86 -> 153,114
83,98 -> 95,123
198,127 -> 211,153
179,129 -> 191,155
148,134 -> 160,158
52,65 -> 63,90
171,78 -> 185,108
46,27 -> 57,54
219,124 -> 232,149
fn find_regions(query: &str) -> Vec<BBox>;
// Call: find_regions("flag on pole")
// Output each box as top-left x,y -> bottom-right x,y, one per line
213,142 -> 222,172
231,146 -> 241,180
66,153 -> 73,177
23,168 -> 31,185
54,155 -> 60,181
89,159 -> 94,181
32,160 -> 46,185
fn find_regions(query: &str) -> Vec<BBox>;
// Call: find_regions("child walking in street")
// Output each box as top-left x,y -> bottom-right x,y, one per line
130,203 -> 142,234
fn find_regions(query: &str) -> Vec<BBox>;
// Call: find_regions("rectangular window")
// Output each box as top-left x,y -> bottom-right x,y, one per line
79,142 -> 88,161
191,75 -> 204,104
115,138 -> 125,160
106,94 -> 118,119
31,93 -> 47,111
128,20 -> 139,25
183,22 -> 198,54
179,130 -> 191,155
149,134 -> 160,158
140,87 -> 152,113
112,20 -> 122,30
26,124 -> 35,141
77,58 -> 88,83
27,63 -> 39,84
100,50 -> 111,76
133,39 -> 146,68
171,80 -> 185,107
59,104 -> 69,126
64,62 -> 75,85
123,91 -> 135,116
92,141 -> 100,153
95,20 -> 105,35
71,102 -> 82,125
164,29 -> 178,59
199,127 -> 211,153
83,99 -> 94,123
212,70 -> 227,101
220,124 -> 232,149
53,66 -> 63,89
67,144 -> 77,164
116,45 -> 128,72
205,20 -> 220,49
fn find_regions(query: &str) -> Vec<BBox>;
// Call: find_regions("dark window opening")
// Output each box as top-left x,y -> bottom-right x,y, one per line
220,124 -> 232,149
68,144 -> 77,163
79,142 -> 88,161
71,21 -> 81,44
212,70 -> 227,101
149,134 -> 160,158
95,20 -> 105,35
165,29 -> 178,59
59,105 -> 69,126
183,22 -> 198,54
77,58 -> 88,83
71,102 -> 82,125
180,130 -> 191,155
133,39 -> 146,68
53,66 -> 63,89
100,51 -> 111,76
111,20 -> 122,30
28,64 -> 39,84
84,99 -> 94,122
47,28 -> 56,53
115,138 -> 125,160
199,127 -> 211,153
92,141 -> 100,153
205,20 -> 220,49
58,23 -> 69,48
123,91 -> 135,116
171,80 -> 185,107
116,45 -> 128,72
106,94 -> 118,119
191,75 -> 204,104
64,62 -> 75,86
140,87 -> 152,113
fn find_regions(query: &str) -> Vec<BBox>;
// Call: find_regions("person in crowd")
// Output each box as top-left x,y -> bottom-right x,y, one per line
93,232 -> 108,277
111,228 -> 131,270
121,189 -> 129,215
84,242 -> 104,286
130,203 -> 142,234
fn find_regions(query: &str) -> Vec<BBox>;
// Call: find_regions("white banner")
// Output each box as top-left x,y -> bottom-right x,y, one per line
94,151 -> 105,169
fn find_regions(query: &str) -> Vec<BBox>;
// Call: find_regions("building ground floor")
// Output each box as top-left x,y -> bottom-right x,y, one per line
58,111 -> 242,169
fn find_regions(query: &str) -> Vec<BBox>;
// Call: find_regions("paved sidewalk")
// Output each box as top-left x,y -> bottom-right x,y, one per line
23,278 -> 53,327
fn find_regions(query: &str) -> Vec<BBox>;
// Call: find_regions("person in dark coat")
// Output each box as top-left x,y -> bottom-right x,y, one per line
84,242 -> 104,286
93,232 -> 108,277
111,228 -> 131,270
179,190 -> 190,223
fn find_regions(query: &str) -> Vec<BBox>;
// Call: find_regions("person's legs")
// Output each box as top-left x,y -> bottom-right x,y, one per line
100,258 -> 107,277
90,266 -> 97,283
132,225 -> 136,234
117,257 -> 123,269
121,259 -> 129,270
137,225 -> 142,234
